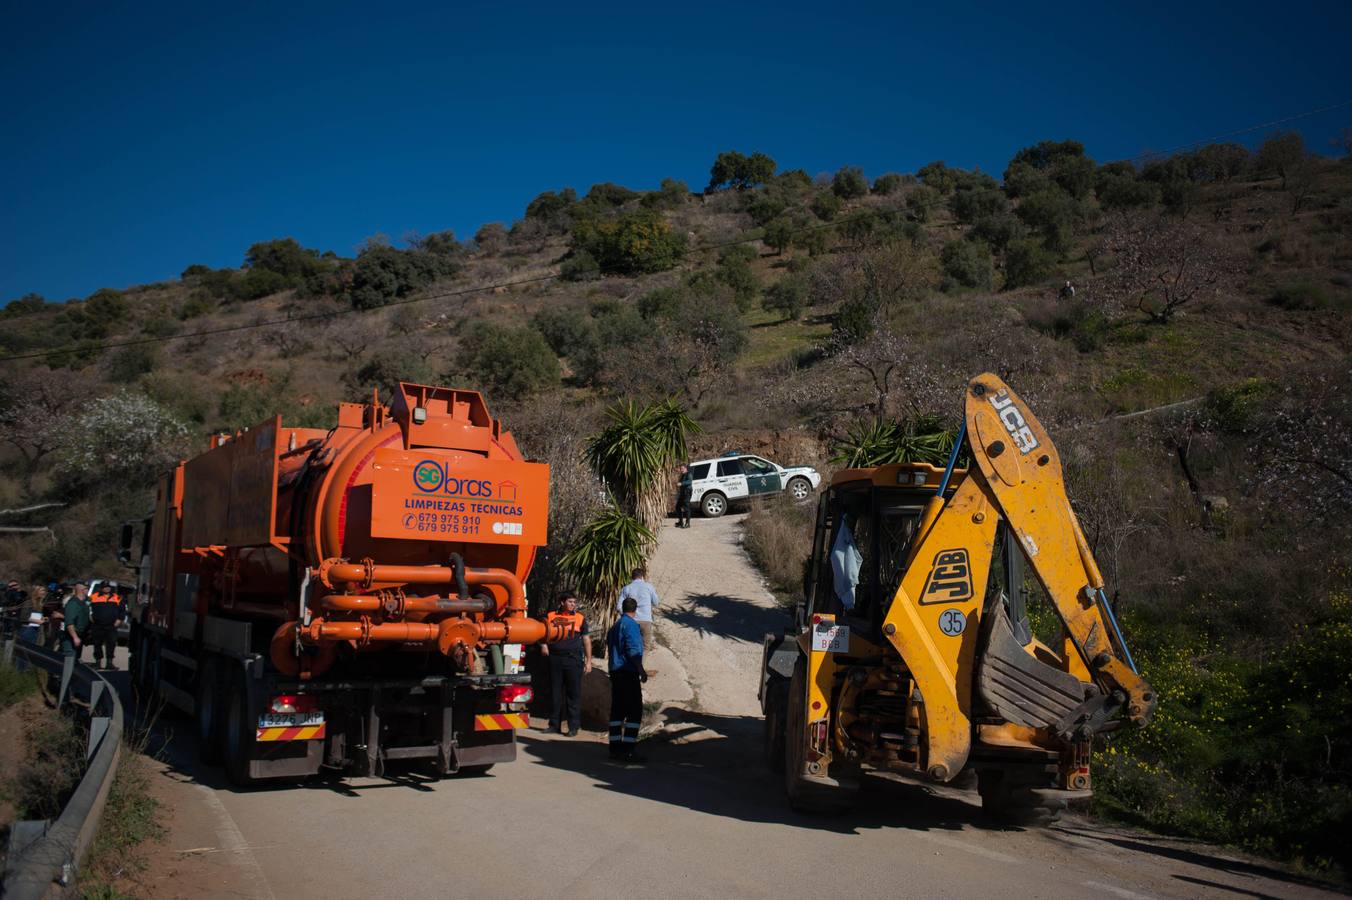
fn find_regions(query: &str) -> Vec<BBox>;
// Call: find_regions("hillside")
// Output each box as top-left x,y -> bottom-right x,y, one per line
1,137 -> 1350,871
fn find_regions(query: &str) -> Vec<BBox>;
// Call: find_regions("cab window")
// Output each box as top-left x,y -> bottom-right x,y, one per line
716,459 -> 744,477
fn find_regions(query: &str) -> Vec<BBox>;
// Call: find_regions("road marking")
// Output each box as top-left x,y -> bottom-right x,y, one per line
195,783 -> 277,900
1083,879 -> 1158,900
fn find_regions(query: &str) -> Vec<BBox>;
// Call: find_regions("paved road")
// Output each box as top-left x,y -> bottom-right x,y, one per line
135,515 -> 1342,899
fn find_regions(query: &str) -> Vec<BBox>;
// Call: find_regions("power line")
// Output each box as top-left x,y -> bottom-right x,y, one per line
3,98 -> 1347,365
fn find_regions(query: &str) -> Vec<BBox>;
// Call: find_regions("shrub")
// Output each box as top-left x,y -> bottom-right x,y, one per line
1255,131 -> 1306,188
460,322 -> 560,400
831,166 -> 869,200
970,211 -> 1026,252
180,263 -> 211,279
1015,187 -> 1078,254
177,289 -> 214,320
524,188 -> 578,232
244,238 -> 325,279
716,257 -> 760,312
1269,281 -> 1329,310
560,249 -> 601,282
762,215 -> 797,255
743,192 -> 787,226
950,187 -> 1007,224
1003,238 -> 1055,288
641,177 -> 689,210
743,498 -> 816,604
344,353 -> 434,396
570,210 -> 686,275
532,307 -> 594,356
940,240 -> 994,291
58,391 -> 190,485
811,190 -> 842,221
763,277 -> 807,320
584,182 -> 639,207
108,345 -> 159,382
906,186 -> 937,222
229,267 -> 290,300
872,173 -> 907,195
84,288 -> 128,333
475,222 -> 509,255
1004,139 -> 1096,199
348,247 -> 457,310
917,161 -> 956,194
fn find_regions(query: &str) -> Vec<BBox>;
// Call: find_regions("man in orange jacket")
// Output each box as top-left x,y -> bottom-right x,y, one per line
88,584 -> 125,670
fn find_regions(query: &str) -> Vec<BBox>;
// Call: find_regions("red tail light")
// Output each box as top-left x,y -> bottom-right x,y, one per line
270,694 -> 319,714
496,685 -> 533,705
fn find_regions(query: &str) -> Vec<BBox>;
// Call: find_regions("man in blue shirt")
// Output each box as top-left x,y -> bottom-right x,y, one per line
606,597 -> 648,763
616,567 -> 659,653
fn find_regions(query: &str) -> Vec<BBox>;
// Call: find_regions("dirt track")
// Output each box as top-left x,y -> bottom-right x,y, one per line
130,514 -> 1341,899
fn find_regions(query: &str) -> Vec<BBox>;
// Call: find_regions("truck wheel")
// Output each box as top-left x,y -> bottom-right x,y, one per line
784,659 -> 855,813
763,678 -> 788,773
224,669 -> 259,787
701,492 -> 727,518
195,657 -> 225,765
786,477 -> 813,503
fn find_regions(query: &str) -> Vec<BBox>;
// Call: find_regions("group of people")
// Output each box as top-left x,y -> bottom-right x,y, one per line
1,579 -> 127,670
541,566 -> 660,765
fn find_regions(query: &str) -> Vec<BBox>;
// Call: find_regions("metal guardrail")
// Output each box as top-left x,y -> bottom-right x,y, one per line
1,636 -> 124,899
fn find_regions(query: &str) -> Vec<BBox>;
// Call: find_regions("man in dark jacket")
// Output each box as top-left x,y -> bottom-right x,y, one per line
61,582 -> 91,660
88,584 -> 125,670
675,465 -> 692,528
541,591 -> 590,736
606,597 -> 647,763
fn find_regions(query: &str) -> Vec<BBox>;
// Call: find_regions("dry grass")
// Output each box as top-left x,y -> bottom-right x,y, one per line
742,497 -> 816,606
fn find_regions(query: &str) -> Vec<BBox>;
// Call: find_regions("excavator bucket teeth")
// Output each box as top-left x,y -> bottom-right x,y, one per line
977,601 -> 1097,732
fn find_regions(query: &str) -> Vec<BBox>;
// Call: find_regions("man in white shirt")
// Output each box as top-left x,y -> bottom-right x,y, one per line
617,567 -> 659,653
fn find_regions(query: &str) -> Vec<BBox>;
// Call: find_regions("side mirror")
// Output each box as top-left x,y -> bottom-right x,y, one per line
117,523 -> 135,567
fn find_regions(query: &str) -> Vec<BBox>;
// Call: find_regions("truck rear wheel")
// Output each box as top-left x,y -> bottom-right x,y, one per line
977,769 -> 1059,824
784,659 -> 855,813
224,668 -> 259,787
195,657 -> 225,765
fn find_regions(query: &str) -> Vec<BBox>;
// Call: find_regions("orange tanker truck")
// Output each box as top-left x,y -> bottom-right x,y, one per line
120,382 -> 579,785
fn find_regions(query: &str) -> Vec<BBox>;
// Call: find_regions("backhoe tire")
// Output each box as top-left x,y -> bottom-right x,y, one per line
701,492 -> 727,518
977,769 -> 1058,825
784,659 -> 855,813
763,677 -> 788,773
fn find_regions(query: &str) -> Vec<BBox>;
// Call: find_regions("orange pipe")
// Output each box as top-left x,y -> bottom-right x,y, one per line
318,561 -> 525,615
318,593 -> 495,616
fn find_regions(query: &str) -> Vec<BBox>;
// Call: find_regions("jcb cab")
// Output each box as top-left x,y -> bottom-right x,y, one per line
759,374 -> 1154,818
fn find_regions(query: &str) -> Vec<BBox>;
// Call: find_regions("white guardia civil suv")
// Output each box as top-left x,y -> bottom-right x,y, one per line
684,452 -> 822,518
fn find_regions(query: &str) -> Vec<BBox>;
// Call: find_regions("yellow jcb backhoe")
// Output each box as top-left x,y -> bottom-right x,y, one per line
759,373 -> 1155,819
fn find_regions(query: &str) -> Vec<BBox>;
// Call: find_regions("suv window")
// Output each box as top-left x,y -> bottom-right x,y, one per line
742,457 -> 776,474
689,463 -> 711,480
716,459 -> 744,477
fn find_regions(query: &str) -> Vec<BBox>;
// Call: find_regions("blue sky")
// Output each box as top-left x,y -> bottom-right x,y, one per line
3,0 -> 1349,302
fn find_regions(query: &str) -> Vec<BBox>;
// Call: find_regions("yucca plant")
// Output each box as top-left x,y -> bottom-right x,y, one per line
584,398 -> 699,532
559,505 -> 656,629
831,414 -> 963,468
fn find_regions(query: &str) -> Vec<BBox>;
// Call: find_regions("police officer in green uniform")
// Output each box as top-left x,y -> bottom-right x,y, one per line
61,581 -> 91,661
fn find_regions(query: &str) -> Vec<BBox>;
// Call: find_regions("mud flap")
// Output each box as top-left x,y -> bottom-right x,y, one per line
977,601 -> 1105,739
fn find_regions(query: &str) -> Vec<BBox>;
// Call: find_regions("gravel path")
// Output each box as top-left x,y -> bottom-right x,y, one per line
643,512 -> 788,717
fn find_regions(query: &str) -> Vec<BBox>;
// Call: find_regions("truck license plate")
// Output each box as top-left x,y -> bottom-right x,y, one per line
258,712 -> 325,728
811,622 -> 849,653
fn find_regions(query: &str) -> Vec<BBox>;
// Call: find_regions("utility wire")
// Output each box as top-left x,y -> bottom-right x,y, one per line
3,98 -> 1347,365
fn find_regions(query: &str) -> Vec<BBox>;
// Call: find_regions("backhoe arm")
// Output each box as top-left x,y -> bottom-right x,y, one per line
963,374 -> 1155,730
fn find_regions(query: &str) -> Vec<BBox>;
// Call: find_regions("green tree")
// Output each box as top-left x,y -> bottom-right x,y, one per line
3,293 -> 46,317
1003,238 -> 1055,288
872,173 -> 907,195
348,246 -> 457,310
1255,132 -> 1306,189
1015,187 -> 1079,254
229,267 -> 291,300
906,185 -> 937,222
950,186 -> 1007,223
570,210 -> 687,275
811,190 -> 842,221
461,323 -> 560,400
560,249 -> 601,281
940,240 -> 994,291
763,215 -> 796,255
832,166 -> 869,199
244,238 -> 325,279
707,150 -> 777,191
917,161 -> 956,194
642,177 -> 689,210
716,254 -> 760,312
532,307 -> 594,356
1096,163 -> 1161,210
475,222 -> 509,255
763,276 -> 807,320
1004,140 -> 1096,199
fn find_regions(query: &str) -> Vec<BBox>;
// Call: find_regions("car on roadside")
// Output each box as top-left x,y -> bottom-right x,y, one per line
685,452 -> 822,518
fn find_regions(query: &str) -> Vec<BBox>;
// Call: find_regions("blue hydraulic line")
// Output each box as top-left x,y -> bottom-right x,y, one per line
1095,588 -> 1138,674
935,422 -> 966,497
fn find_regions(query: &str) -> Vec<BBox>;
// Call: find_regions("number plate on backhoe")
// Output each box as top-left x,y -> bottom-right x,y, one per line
811,622 -> 849,653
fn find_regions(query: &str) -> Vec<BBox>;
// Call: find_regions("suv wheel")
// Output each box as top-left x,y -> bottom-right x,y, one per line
787,476 -> 813,503
701,492 -> 727,518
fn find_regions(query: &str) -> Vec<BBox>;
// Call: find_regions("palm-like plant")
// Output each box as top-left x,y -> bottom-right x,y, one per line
584,398 -> 699,532
831,414 -> 963,468
559,506 -> 656,628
